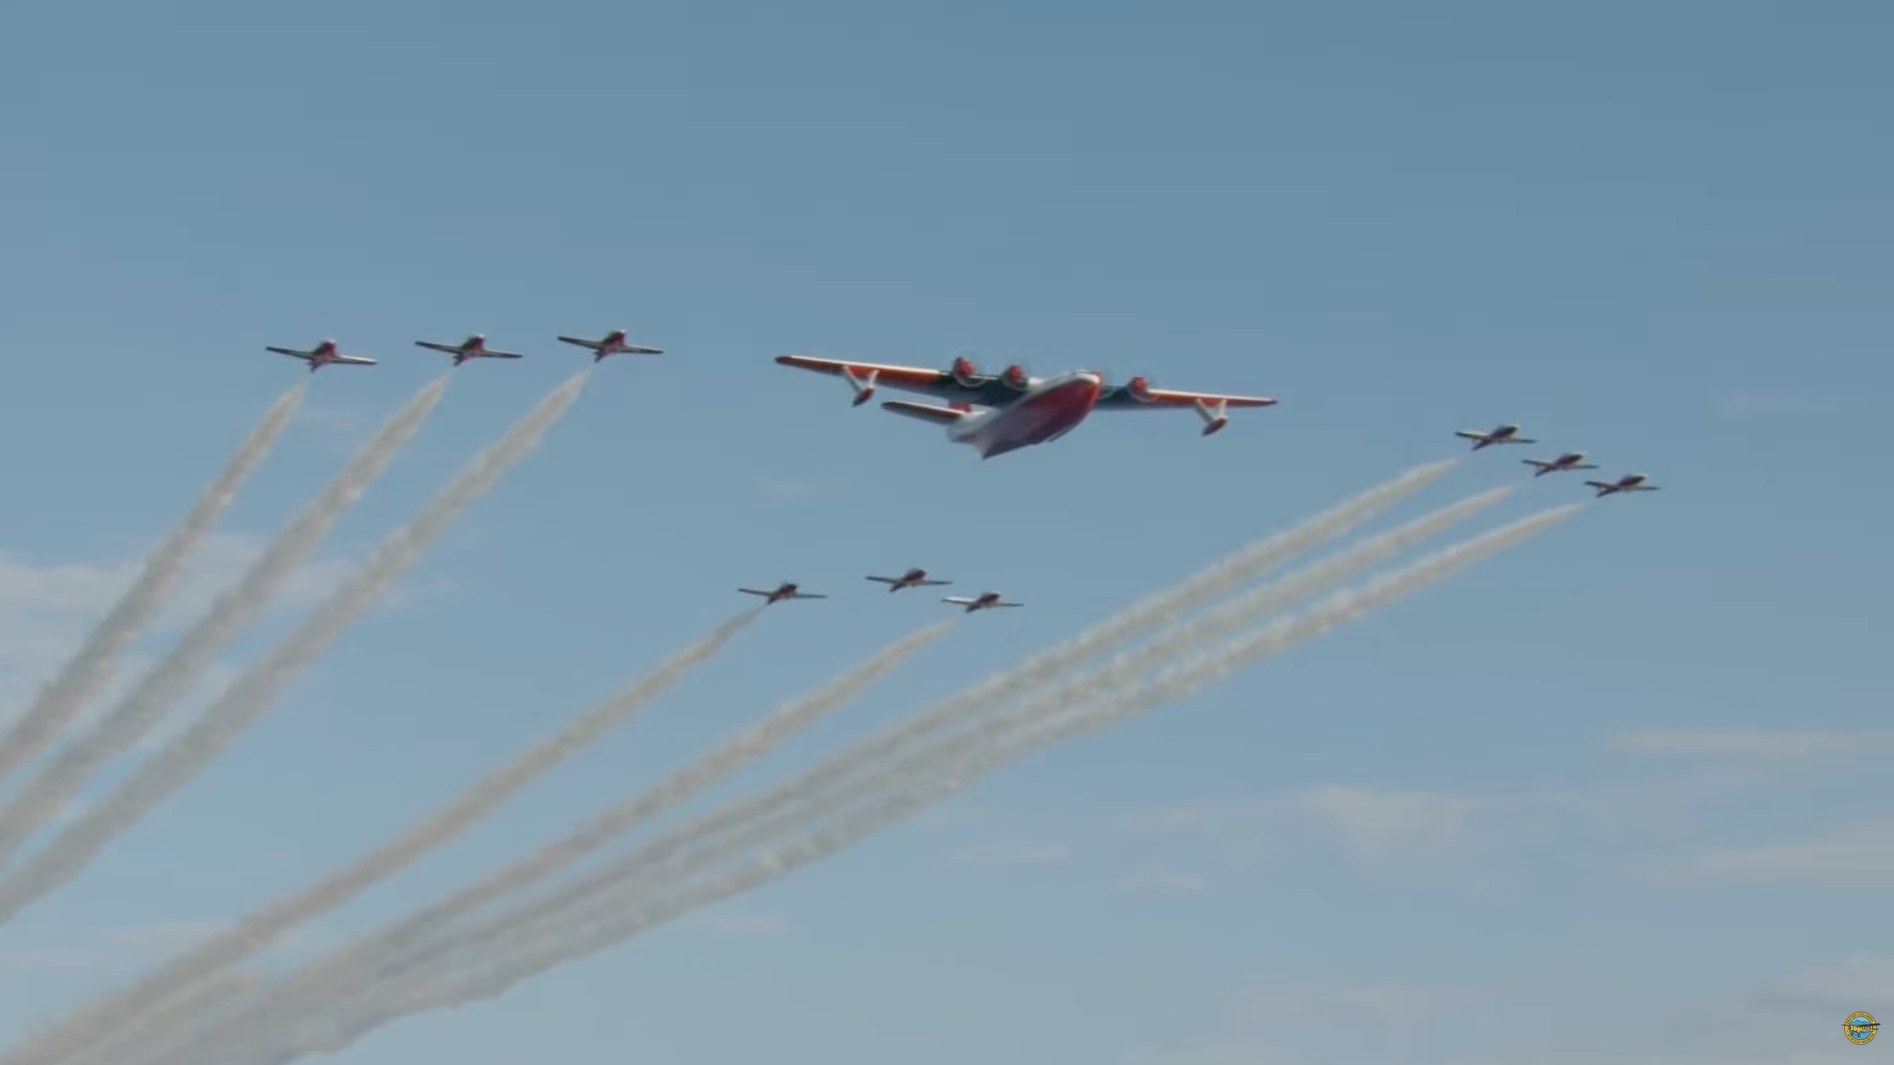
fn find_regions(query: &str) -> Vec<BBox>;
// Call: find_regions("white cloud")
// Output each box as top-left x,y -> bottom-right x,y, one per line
1767,954 -> 1894,1007
1116,786 -> 1482,866
1290,786 -> 1479,858
1608,729 -> 1886,756
0,532 -> 389,732
1674,825 -> 1894,884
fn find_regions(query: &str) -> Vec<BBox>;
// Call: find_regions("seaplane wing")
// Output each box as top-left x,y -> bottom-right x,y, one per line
776,354 -> 1033,407
1091,376 -> 1277,435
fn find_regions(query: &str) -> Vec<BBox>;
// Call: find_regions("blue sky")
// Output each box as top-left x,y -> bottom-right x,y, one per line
1,0 -> 1890,1061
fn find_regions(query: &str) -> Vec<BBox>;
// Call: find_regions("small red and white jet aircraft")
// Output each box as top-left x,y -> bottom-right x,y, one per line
775,355 -> 1276,458
738,582 -> 828,604
557,330 -> 664,362
1455,424 -> 1535,450
942,591 -> 1024,613
866,568 -> 952,592
1522,452 -> 1599,477
1584,473 -> 1661,497
265,339 -> 377,373
416,334 -> 526,366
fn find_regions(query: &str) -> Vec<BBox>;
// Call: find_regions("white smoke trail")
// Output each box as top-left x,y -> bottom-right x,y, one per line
0,385 -> 307,791
0,378 -> 449,874
400,486 -> 1514,977
0,373 -> 584,932
54,966 -> 259,1065
223,505 -> 1579,1065
184,487 -> 1509,1065
26,600 -> 760,1065
140,470 -> 1463,1065
297,460 -> 1448,976
121,618 -> 956,1065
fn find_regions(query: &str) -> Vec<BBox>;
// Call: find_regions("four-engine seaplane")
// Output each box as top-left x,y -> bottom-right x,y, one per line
738,582 -> 828,605
866,568 -> 952,592
774,355 -> 1276,459
416,334 -> 526,366
557,330 -> 665,362
265,339 -> 378,372
942,591 -> 1024,613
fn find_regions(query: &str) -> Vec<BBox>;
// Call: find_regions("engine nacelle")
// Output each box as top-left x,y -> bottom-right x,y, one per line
1125,376 -> 1156,403
951,357 -> 984,389
1001,364 -> 1031,391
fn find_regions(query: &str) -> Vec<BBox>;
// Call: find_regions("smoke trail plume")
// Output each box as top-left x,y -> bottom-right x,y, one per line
390,486 -> 1514,978
120,619 -> 957,1065
299,461 -> 1446,970
188,488 -> 1507,1065
149,473 -> 1462,1063
0,384 -> 306,791
27,599 -> 758,1065
221,506 -> 1579,1065
0,373 -> 583,931
57,967 -> 258,1065
0,378 -> 447,873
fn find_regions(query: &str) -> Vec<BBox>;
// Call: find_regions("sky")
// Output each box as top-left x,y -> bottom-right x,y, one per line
1,0 -> 1890,1061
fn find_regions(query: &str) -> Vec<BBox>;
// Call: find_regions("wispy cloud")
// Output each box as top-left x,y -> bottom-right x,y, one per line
1672,825 -> 1894,884
0,532 -> 406,732
1291,786 -> 1480,859
1116,786 -> 1482,865
1608,728 -> 1886,756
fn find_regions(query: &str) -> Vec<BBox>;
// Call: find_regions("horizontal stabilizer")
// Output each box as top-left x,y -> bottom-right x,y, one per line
881,400 -> 968,425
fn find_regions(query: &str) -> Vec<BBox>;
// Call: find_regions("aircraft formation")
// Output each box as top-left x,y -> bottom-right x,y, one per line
1454,424 -> 1660,498
267,329 -> 663,372
738,572 -> 1024,612
264,334 -> 1662,497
